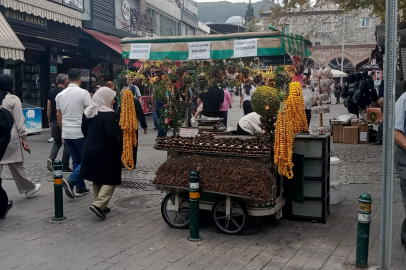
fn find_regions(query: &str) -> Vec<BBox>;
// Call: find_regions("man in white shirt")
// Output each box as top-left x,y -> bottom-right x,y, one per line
56,69 -> 92,199
302,76 -> 313,128
237,112 -> 264,135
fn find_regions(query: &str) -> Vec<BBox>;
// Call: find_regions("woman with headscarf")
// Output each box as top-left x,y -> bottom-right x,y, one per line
0,74 -> 41,198
80,87 -> 121,219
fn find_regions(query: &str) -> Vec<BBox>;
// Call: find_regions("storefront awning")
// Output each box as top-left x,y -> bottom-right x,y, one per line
0,12 -> 24,61
82,29 -> 122,55
0,0 -> 82,28
120,28 -> 312,60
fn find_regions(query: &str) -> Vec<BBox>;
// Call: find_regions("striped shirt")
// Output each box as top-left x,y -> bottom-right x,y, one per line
395,92 -> 406,135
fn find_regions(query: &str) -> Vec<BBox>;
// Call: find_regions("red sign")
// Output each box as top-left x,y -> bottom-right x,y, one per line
140,96 -> 152,114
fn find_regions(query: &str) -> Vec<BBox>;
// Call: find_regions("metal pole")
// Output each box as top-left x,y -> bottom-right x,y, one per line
340,14 -> 345,85
53,160 -> 66,221
188,170 -> 202,241
379,0 -> 398,268
356,193 -> 372,267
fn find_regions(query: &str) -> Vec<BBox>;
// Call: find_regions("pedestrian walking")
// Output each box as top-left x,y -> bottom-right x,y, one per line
302,76 -> 312,129
240,81 -> 256,115
189,82 -> 198,116
219,83 -> 232,127
393,91 -> 406,250
335,83 -> 341,104
0,74 -> 41,197
0,103 -> 14,219
56,69 -> 92,199
80,87 -> 121,219
47,74 -> 71,172
151,93 -> 158,130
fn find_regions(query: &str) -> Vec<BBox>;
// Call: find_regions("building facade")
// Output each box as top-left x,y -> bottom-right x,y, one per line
260,4 -> 381,72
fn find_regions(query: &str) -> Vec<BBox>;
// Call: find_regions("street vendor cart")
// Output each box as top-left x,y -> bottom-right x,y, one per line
119,26 -> 321,234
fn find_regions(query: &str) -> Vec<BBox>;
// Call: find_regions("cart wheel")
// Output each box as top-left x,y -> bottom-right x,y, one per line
211,198 -> 249,235
161,193 -> 190,229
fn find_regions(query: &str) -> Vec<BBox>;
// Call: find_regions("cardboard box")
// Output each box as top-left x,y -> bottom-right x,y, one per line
343,126 -> 359,144
358,122 -> 369,144
332,124 -> 343,143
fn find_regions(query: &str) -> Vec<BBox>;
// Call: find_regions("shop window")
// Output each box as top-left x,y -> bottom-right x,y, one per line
361,17 -> 370,27
91,62 -> 112,90
63,0 -> 84,12
281,25 -> 290,33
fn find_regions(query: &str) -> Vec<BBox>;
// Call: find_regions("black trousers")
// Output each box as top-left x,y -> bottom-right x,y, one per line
377,121 -> 383,141
305,109 -> 311,128
0,177 -> 8,217
133,128 -> 139,168
243,100 -> 253,115
237,123 -> 252,135
219,111 -> 228,127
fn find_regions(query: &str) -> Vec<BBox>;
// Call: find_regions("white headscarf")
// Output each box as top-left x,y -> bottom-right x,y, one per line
84,87 -> 116,118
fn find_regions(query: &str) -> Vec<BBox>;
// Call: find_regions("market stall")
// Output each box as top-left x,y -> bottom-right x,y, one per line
118,27 -> 327,234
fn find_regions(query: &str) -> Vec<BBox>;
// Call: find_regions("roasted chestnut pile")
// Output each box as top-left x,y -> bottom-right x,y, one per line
153,155 -> 276,203
156,134 -> 271,157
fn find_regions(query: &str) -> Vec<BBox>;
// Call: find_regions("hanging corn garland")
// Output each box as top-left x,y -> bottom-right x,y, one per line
274,104 -> 295,179
120,89 -> 138,170
285,81 -> 308,133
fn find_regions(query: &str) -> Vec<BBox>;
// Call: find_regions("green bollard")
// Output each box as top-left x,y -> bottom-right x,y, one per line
187,170 -> 202,241
52,160 -> 66,221
356,193 -> 371,267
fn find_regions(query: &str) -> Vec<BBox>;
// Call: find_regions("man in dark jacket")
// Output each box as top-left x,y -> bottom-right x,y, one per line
0,107 -> 14,218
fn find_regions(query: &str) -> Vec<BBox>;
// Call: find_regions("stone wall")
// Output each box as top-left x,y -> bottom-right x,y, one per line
261,7 -> 381,68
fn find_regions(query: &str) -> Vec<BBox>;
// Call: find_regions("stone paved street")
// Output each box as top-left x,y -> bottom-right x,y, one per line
1,96 -> 406,270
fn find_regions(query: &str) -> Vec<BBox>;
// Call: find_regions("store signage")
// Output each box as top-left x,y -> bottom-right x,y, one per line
180,128 -> 199,138
129,43 -> 151,60
3,9 -> 47,28
50,65 -> 58,74
234,38 -> 257,58
122,0 -> 131,21
188,41 -> 210,60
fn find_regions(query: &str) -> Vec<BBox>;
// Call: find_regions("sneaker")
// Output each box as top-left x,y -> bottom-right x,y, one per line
62,179 -> 75,199
90,205 -> 106,219
47,159 -> 54,172
103,207 -> 111,214
62,168 -> 73,173
25,184 -> 41,197
75,188 -> 90,197
0,200 -> 13,219
48,137 -> 54,143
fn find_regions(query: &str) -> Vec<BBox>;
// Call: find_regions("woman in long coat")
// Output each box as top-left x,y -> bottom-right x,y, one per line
80,87 -> 121,220
0,74 -> 41,197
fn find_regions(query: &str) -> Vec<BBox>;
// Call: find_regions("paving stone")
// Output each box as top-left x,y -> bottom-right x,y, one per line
1,101 -> 406,270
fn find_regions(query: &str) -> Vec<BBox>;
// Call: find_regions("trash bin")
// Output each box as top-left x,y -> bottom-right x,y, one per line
330,157 -> 340,205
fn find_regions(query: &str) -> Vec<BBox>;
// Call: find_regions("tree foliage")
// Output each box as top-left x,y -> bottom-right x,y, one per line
268,0 -> 405,21
245,0 -> 255,24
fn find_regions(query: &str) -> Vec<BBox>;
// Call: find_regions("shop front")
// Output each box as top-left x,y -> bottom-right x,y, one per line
0,0 -> 127,128
0,0 -> 82,128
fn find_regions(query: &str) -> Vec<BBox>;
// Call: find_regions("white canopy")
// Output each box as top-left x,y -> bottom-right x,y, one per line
330,69 -> 347,78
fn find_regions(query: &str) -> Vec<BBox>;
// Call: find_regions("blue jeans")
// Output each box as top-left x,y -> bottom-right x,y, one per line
156,100 -> 167,138
64,138 -> 86,191
153,111 -> 158,128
